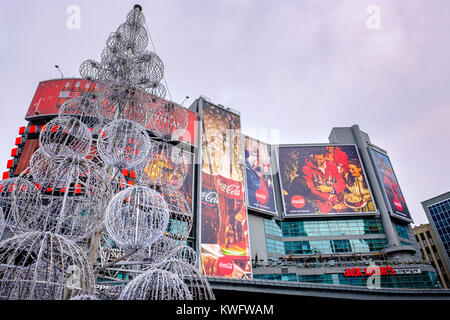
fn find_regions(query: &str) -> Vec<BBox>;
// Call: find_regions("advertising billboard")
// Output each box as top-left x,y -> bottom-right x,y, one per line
278,144 -> 376,216
367,147 -> 411,220
244,136 -> 277,215
25,79 -> 198,146
200,101 -> 251,279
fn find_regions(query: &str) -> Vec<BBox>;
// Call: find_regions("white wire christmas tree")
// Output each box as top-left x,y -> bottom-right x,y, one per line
0,4 -> 214,300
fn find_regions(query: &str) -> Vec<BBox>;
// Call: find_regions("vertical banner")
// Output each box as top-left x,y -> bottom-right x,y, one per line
367,147 -> 411,221
244,136 -> 277,215
200,102 -> 252,279
278,144 -> 376,216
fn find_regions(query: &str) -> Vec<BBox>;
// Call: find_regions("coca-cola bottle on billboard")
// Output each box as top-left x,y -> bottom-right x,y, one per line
200,120 -> 219,244
56,81 -> 72,107
215,129 -> 246,256
201,146 -> 219,244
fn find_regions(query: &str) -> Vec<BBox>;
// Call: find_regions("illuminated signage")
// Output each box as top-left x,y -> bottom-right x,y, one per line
344,266 -> 395,277
343,266 -> 422,277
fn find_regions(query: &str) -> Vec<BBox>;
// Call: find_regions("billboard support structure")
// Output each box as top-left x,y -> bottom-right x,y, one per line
349,125 -> 400,248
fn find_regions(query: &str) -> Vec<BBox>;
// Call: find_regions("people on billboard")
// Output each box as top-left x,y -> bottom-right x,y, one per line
325,146 -> 349,176
244,144 -> 276,213
300,147 -> 346,213
280,145 -> 376,215
341,158 -> 375,212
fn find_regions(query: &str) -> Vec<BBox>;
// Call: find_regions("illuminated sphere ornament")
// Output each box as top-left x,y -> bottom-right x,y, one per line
172,245 -> 198,268
152,259 -> 215,300
79,59 -> 102,81
97,119 -> 151,170
0,178 -> 21,223
11,156 -> 109,241
39,117 -> 92,158
141,188 -> 192,263
7,178 -> 42,234
59,95 -> 105,134
104,186 -> 170,250
0,231 -> 95,300
139,142 -> 189,189
143,82 -> 166,99
115,23 -> 149,55
118,269 -> 192,300
148,101 -> 187,141
131,52 -> 164,87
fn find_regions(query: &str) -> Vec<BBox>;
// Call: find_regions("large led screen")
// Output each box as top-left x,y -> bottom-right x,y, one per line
367,147 -> 411,220
278,144 -> 376,216
200,102 -> 251,279
244,136 -> 277,215
25,79 -> 198,146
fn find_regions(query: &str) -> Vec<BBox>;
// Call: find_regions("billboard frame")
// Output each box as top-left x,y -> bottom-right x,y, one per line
276,143 -> 379,219
242,134 -> 279,217
196,97 -> 253,279
366,146 -> 413,223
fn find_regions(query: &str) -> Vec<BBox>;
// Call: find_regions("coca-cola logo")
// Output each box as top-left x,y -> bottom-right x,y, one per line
201,190 -> 218,205
291,195 -> 306,209
393,197 -> 403,211
255,190 -> 268,204
217,256 -> 234,276
216,178 -> 241,197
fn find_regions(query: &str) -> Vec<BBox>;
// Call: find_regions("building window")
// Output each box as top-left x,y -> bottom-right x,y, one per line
280,218 -> 384,237
395,224 -> 409,240
264,219 -> 283,237
284,238 -> 387,255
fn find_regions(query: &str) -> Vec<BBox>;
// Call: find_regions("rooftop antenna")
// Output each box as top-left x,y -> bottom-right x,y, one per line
54,65 -> 64,78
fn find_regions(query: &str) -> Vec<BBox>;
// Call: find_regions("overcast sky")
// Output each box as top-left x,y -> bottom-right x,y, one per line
0,0 -> 449,226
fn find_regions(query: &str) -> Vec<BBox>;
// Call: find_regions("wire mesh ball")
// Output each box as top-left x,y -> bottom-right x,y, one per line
4,178 -> 42,235
101,45 -> 126,65
59,96 -> 105,134
79,59 -> 102,81
115,23 -> 149,55
172,245 -> 198,268
118,269 -> 192,300
148,101 -> 187,141
139,187 -> 192,263
98,84 -> 153,126
139,142 -> 189,190
10,156 -> 109,241
104,186 -> 170,251
132,52 -> 164,86
39,116 -> 92,158
142,82 -> 166,99
141,234 -> 180,265
125,6 -> 146,28
97,119 -> 151,170
151,259 -> 215,300
0,231 -> 95,300
0,178 -> 22,226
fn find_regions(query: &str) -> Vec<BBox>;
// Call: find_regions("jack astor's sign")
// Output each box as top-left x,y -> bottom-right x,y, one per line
344,266 -> 395,277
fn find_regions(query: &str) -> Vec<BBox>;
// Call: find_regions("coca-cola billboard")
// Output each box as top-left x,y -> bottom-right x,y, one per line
278,144 -> 377,216
244,136 -> 277,215
367,147 -> 411,221
25,79 -> 198,146
199,101 -> 252,279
